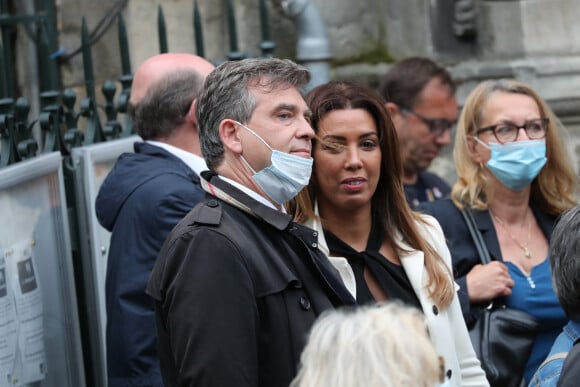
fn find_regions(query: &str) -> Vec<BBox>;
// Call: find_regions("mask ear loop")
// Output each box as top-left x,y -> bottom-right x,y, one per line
234,121 -> 273,151
473,136 -> 490,149
234,121 -> 273,175
471,135 -> 488,173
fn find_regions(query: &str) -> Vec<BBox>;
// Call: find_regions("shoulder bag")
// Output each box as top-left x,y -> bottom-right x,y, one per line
461,207 -> 540,387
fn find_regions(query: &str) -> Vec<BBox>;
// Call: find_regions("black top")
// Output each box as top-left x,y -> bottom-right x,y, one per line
324,216 -> 422,310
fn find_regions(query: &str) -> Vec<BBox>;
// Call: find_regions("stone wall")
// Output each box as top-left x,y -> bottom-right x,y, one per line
15,0 -> 580,182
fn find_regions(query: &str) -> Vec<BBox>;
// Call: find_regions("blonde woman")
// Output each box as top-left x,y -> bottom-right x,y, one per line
290,302 -> 446,387
419,79 -> 578,384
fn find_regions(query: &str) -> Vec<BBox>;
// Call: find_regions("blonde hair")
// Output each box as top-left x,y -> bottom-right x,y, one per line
290,302 -> 444,387
452,79 -> 578,213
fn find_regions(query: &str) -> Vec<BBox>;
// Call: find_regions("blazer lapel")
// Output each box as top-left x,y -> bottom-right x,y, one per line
399,237 -> 426,300
531,206 -> 556,240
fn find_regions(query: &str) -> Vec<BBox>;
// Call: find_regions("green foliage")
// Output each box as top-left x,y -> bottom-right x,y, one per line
331,43 -> 395,67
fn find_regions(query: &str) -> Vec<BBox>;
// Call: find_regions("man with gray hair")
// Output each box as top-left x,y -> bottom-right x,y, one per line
96,53 -> 214,387
529,205 -> 580,386
147,58 -> 355,387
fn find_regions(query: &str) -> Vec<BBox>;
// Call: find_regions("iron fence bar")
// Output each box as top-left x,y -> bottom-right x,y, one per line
259,0 -> 271,41
158,5 -> 168,53
118,13 -> 131,76
41,0 -> 60,76
82,18 -> 96,103
38,19 -> 59,92
226,0 -> 243,60
193,0 -> 204,58
39,0 -> 60,91
0,44 -> 7,98
42,0 -> 60,55
117,12 -> 133,137
81,18 -> 104,145
0,0 -> 15,98
259,0 -> 275,57
37,21 -> 50,92
0,13 -> 44,24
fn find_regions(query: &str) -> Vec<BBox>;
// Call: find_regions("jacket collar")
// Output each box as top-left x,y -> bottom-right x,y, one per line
135,141 -> 200,184
200,171 -> 293,231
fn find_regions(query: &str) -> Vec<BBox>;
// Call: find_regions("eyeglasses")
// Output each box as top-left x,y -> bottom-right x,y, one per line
476,118 -> 549,144
401,108 -> 456,137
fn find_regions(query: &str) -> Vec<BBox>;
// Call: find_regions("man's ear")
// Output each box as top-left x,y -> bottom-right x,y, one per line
219,119 -> 243,155
385,102 -> 404,131
186,99 -> 198,128
384,102 -> 399,117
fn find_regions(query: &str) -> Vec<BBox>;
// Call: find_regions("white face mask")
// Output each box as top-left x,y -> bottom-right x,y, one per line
235,121 -> 313,205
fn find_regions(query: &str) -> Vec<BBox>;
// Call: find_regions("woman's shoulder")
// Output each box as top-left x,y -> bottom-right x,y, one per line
412,211 -> 455,270
416,198 -> 463,228
413,212 -> 446,244
416,197 -> 457,214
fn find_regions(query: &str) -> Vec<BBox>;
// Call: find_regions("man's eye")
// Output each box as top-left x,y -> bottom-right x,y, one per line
434,120 -> 452,132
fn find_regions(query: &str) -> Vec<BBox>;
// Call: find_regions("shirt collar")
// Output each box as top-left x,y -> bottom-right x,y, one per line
146,140 -> 207,176
218,175 -> 286,213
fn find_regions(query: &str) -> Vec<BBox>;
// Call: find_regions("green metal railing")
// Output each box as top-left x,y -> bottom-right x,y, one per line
0,0 -> 276,169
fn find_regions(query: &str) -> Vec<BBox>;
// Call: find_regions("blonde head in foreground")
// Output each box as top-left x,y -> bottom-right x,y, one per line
290,302 -> 444,387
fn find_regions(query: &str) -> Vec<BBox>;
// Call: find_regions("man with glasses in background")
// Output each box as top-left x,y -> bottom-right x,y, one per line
379,57 -> 458,208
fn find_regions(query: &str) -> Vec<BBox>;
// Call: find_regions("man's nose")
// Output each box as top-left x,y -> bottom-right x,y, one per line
297,117 -> 315,140
434,128 -> 452,146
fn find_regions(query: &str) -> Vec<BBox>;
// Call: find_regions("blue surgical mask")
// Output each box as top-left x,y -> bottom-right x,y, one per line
475,138 -> 547,191
235,121 -> 313,204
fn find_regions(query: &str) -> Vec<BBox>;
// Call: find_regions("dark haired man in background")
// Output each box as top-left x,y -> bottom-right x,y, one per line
379,57 -> 458,208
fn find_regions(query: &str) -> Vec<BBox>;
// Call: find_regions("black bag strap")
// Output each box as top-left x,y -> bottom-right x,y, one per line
461,207 -> 491,265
